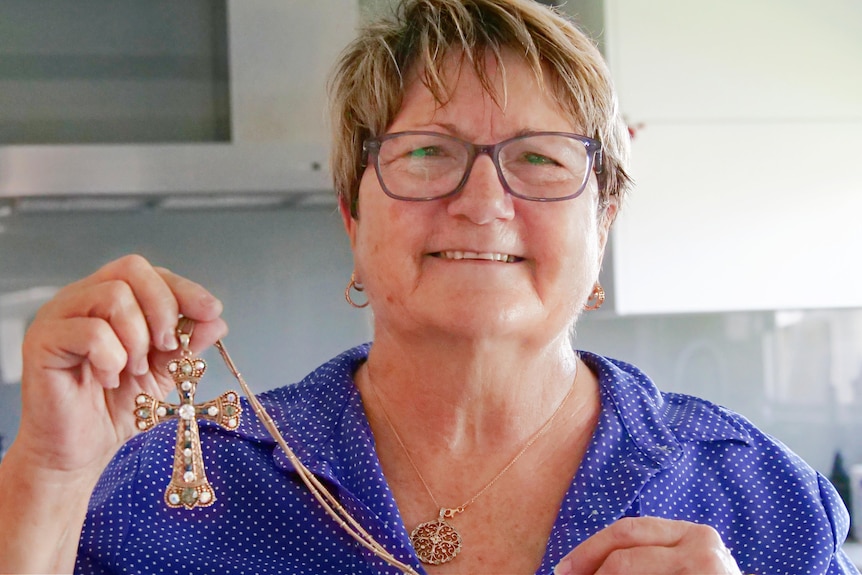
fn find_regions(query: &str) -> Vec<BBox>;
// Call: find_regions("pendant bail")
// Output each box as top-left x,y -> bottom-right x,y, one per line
177,316 -> 194,355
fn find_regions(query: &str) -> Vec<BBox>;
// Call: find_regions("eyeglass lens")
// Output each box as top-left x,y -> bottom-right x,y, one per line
373,133 -> 593,201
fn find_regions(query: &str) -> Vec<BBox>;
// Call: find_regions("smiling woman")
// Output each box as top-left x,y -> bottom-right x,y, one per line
342,48 -> 613,352
0,1 -> 858,574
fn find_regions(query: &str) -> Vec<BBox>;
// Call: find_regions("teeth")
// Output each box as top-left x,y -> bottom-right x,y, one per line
439,251 -> 517,262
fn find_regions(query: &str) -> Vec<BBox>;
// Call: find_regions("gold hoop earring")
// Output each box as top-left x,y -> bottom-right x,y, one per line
584,283 -> 605,311
345,272 -> 369,309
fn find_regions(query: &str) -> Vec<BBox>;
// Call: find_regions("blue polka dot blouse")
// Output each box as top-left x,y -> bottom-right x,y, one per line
75,345 -> 859,574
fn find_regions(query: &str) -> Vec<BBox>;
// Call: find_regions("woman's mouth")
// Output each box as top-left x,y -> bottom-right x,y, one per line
431,251 -> 523,263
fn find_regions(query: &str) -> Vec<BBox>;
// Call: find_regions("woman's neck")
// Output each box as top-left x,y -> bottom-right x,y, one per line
356,329 -> 589,458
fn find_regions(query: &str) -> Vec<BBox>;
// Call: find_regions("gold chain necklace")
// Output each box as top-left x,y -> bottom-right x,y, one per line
366,362 -> 578,566
138,322 -> 420,573
213,340 -> 421,574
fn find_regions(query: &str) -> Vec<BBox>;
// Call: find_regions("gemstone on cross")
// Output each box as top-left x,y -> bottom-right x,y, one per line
134,353 -> 242,510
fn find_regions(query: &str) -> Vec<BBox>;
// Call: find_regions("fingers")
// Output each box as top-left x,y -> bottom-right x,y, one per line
80,255 -> 222,340
31,255 -> 225,381
154,266 -> 225,350
80,255 -> 222,351
44,278 -> 154,376
30,317 -> 128,389
555,517 -> 740,575
570,516 -> 687,571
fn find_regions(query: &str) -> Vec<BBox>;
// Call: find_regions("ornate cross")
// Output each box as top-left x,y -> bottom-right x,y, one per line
134,322 -> 241,510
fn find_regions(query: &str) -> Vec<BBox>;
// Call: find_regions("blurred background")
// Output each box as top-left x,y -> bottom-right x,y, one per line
0,0 -> 860,548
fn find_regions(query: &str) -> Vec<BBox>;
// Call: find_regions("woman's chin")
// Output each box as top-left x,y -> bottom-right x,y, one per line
405,295 -> 553,342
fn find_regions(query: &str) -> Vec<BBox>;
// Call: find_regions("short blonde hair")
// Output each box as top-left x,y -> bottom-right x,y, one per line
328,0 -> 631,217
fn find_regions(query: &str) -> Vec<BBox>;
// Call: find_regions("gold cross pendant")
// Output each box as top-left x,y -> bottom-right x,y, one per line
133,320 -> 241,510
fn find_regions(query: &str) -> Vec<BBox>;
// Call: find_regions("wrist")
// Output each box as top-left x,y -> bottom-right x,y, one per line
1,440 -> 106,495
0,442 -> 102,575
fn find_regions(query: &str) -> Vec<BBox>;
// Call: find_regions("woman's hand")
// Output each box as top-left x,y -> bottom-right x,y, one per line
16,254 -> 227,477
554,517 -> 743,575
0,255 -> 227,573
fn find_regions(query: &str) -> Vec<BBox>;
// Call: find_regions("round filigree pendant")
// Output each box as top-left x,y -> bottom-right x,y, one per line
410,518 -> 463,565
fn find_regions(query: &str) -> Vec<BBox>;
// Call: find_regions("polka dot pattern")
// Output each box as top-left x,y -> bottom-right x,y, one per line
75,346 -> 858,574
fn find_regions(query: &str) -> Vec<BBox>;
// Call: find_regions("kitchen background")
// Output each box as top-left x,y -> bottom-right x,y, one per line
0,0 -> 860,551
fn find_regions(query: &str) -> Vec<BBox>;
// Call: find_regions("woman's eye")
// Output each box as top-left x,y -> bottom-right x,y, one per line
407,146 -> 442,158
522,152 -> 559,166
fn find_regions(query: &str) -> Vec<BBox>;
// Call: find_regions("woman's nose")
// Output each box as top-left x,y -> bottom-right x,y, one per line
445,154 -> 515,224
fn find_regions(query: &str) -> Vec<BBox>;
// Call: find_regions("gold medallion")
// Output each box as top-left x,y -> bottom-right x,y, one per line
409,509 -> 463,565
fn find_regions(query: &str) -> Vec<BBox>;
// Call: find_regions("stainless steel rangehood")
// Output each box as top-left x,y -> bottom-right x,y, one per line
0,1 -> 357,207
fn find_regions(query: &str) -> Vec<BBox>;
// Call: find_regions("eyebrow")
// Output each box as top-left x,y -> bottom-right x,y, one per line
416,123 -> 543,141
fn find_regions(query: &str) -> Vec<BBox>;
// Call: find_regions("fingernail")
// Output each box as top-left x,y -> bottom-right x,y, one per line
133,357 -> 149,376
101,376 -> 121,390
202,293 -> 222,309
554,562 -> 573,575
162,332 -> 179,351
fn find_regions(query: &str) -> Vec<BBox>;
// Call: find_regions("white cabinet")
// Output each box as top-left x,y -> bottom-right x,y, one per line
604,0 -> 862,314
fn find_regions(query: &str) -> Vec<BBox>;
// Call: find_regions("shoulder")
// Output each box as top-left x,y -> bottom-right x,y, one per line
117,343 -> 372,457
578,351 -> 752,460
578,351 -> 851,570
80,345 -> 376,571
579,350 -> 823,479
92,344 -> 372,503
249,343 -> 371,434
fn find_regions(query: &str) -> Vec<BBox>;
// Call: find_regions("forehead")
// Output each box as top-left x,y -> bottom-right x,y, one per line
395,50 -> 577,134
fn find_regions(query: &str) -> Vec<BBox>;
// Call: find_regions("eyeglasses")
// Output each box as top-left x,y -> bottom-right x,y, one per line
362,131 -> 602,202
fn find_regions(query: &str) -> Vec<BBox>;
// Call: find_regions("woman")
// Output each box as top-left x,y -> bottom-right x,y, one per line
0,0 -> 856,573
